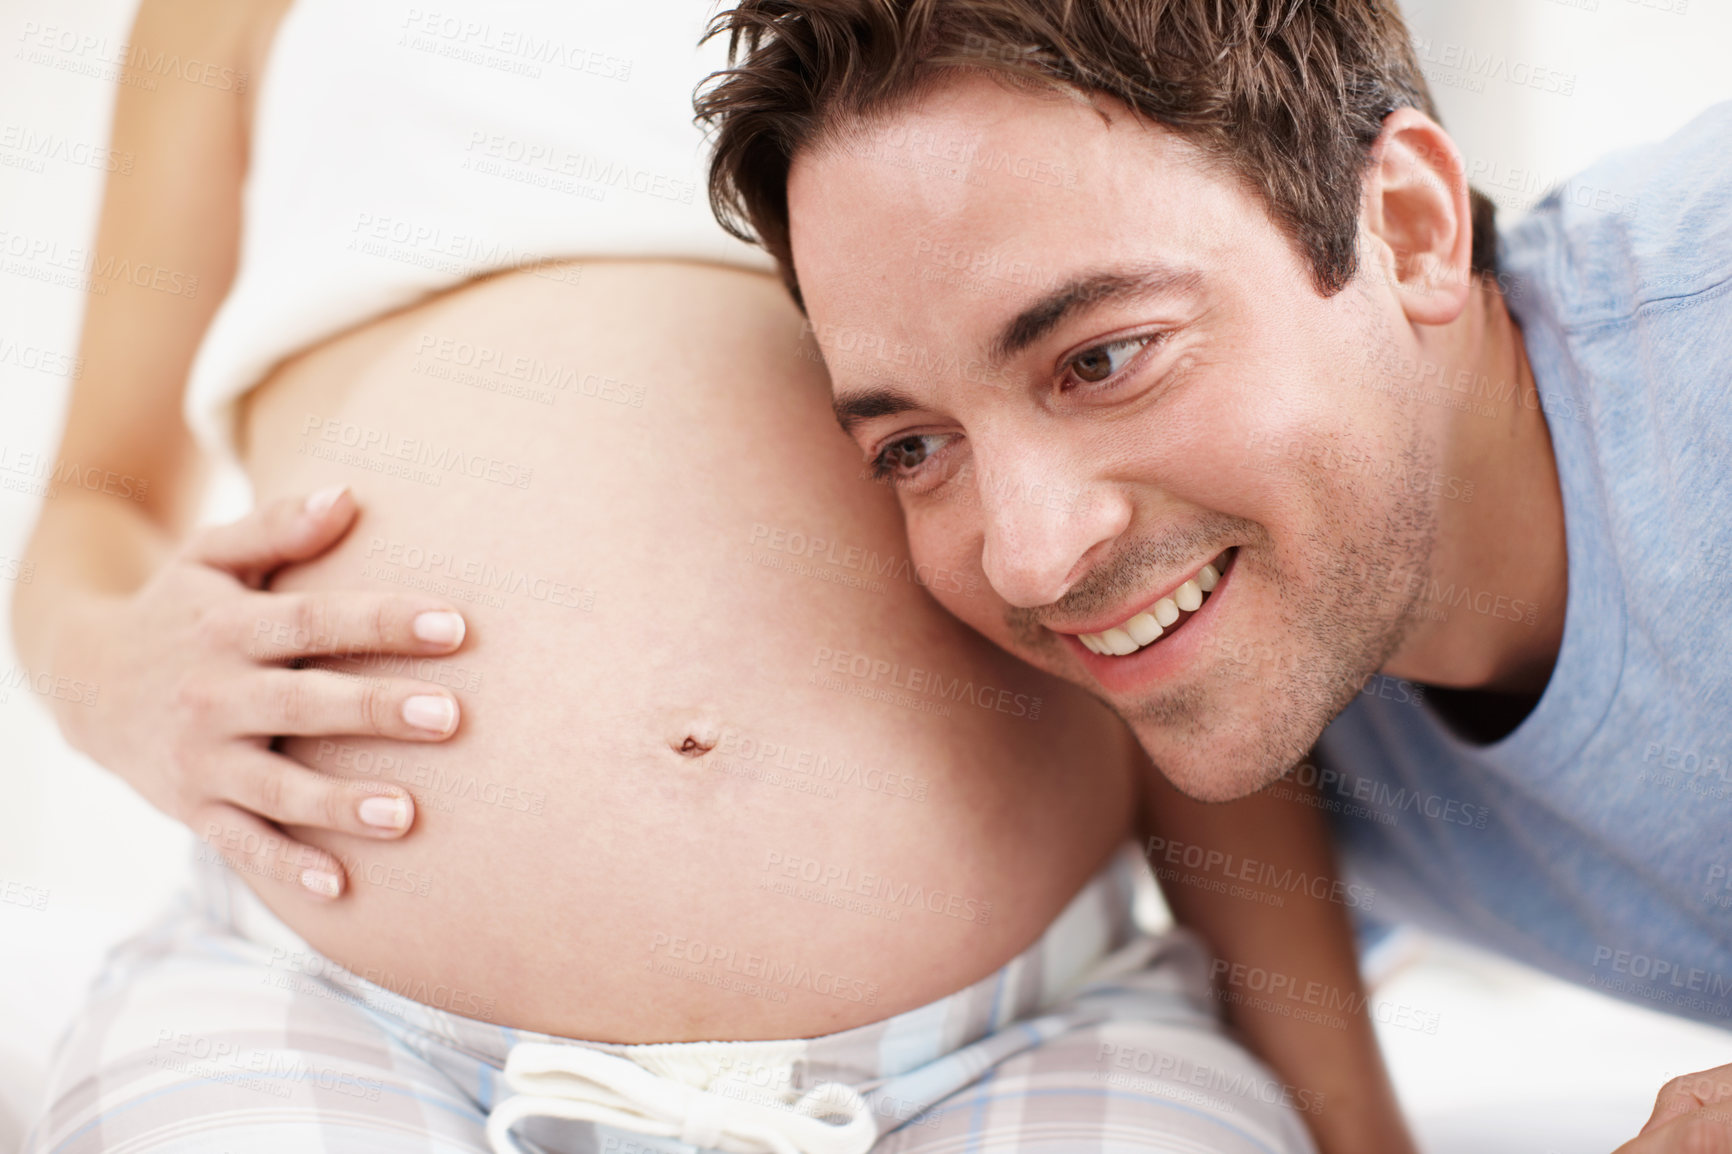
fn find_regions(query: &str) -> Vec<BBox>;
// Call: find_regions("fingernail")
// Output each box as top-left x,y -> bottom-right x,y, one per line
413,611 -> 466,647
403,694 -> 457,734
300,868 -> 341,898
358,794 -> 410,830
304,485 -> 348,517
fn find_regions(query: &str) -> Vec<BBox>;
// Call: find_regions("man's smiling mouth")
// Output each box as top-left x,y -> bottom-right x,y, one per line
1072,548 -> 1236,656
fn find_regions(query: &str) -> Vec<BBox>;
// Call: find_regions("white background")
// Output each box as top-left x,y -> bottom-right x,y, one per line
2,0 -> 1729,1150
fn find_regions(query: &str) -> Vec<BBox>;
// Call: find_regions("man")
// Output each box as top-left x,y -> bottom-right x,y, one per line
694,0 -> 1732,1149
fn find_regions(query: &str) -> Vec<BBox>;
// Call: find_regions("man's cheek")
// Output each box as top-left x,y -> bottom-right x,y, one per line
906,518 -> 997,631
936,581 -> 999,641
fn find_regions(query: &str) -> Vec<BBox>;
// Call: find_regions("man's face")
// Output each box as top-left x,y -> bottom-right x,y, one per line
787,73 -> 1438,801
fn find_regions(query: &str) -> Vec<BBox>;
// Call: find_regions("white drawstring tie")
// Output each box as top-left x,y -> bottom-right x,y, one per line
485,1042 -> 877,1154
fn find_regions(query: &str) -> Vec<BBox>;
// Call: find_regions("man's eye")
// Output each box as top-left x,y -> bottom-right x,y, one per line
1066,337 -> 1150,384
872,433 -> 947,480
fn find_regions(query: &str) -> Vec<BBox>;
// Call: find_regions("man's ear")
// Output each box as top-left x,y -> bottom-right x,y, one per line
1359,109 -> 1474,326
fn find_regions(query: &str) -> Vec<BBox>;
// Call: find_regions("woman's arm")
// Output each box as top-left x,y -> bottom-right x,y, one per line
11,0 -> 470,899
16,0 -> 263,589
1141,756 -> 1418,1154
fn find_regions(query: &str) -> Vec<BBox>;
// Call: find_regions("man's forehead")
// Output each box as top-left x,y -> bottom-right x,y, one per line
788,74 -> 1256,406
791,81 -> 1233,291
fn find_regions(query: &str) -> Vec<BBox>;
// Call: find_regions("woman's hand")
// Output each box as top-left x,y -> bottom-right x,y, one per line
53,486 -> 468,902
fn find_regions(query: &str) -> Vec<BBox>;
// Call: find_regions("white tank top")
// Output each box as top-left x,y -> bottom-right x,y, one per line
184,0 -> 770,461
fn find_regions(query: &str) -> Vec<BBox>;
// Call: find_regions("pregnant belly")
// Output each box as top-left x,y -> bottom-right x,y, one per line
239,261 -> 1135,1042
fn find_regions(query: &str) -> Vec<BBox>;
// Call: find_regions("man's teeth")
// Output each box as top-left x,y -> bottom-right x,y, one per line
1077,561 -> 1223,657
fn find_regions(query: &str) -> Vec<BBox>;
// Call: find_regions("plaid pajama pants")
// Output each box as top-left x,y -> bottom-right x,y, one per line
24,846 -> 1316,1154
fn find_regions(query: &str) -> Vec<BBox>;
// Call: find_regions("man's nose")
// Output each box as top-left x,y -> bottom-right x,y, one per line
975,457 -> 1127,609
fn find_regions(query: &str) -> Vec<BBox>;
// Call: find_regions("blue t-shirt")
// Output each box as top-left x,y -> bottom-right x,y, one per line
1318,101 -> 1732,1027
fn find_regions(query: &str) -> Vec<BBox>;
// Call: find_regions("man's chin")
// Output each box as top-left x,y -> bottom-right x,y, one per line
1128,717 -> 1313,803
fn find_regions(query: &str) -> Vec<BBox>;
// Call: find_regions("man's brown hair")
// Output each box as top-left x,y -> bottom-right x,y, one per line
695,0 -> 1497,306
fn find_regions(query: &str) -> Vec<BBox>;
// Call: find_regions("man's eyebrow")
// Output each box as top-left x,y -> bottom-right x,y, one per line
990,264 -> 1204,364
830,265 -> 1201,434
832,385 -> 923,436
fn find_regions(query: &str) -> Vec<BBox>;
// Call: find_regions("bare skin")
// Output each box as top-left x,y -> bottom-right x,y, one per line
787,77 -> 1568,804
781,69 -> 1719,1153
11,0 -> 451,896
239,257 -> 1136,1040
12,0 -> 1134,1046
1617,1065 -> 1732,1154
16,4 -> 1422,1151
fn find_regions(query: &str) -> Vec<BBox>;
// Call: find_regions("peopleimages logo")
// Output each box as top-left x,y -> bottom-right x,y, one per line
298,415 -> 534,490
1585,946 -> 1732,1021
1279,759 -> 1491,831
812,645 -> 1044,721
712,729 -> 931,802
648,932 -> 879,1006
1591,947 -> 1732,998
1093,1043 -> 1325,1116
1145,835 -> 1378,911
750,522 -> 973,596
1209,961 -> 1442,1035
15,21 -> 248,91
760,850 -> 992,925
